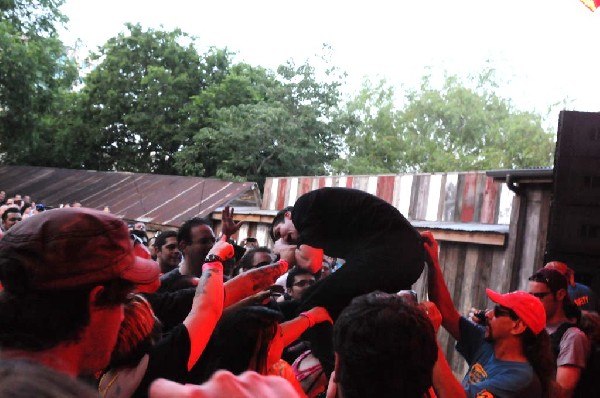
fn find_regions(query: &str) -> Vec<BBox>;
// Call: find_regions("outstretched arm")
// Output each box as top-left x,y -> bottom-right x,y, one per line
422,231 -> 461,340
183,236 -> 232,371
281,306 -> 332,347
223,260 -> 288,308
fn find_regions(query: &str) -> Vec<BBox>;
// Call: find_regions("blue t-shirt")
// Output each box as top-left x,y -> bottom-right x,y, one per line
456,317 -> 542,398
569,282 -> 598,312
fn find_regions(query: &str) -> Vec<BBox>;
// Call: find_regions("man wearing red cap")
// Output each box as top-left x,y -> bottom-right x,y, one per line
423,232 -> 553,398
0,208 -> 161,377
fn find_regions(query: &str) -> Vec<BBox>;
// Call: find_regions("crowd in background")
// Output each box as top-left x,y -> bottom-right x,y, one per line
0,187 -> 598,398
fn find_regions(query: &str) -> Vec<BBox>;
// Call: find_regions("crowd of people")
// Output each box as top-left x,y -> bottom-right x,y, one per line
0,187 -> 598,398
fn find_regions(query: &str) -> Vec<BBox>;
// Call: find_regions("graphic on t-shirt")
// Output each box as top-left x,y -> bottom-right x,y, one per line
467,363 -> 488,384
476,390 -> 494,398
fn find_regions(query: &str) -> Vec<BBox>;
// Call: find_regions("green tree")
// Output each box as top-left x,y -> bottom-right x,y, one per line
175,58 -> 345,186
336,69 -> 555,174
70,24 -> 221,173
0,0 -> 78,164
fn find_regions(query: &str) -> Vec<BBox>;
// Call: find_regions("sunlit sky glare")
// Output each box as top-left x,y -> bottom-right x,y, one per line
59,0 -> 599,127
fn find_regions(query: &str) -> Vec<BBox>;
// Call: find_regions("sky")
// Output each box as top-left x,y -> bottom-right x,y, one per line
59,0 -> 599,128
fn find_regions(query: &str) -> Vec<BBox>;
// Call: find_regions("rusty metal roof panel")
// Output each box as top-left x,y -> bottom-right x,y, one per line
0,166 -> 259,228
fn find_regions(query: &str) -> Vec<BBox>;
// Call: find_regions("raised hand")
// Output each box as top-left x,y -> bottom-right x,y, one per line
220,206 -> 244,238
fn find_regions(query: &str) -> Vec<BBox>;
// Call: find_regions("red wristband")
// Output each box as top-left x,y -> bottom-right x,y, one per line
202,261 -> 223,273
299,311 -> 315,328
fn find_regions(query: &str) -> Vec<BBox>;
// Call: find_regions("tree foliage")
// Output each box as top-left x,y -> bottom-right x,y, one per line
0,0 -> 78,164
66,24 -> 211,173
174,59 -> 345,186
335,70 -> 555,174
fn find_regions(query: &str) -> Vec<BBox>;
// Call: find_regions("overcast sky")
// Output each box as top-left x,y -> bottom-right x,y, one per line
59,0 -> 599,126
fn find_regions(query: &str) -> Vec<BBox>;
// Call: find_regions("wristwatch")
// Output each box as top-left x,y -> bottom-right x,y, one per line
204,254 -> 224,263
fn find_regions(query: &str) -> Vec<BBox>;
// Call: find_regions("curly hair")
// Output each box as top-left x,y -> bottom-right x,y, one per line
333,292 -> 438,398
108,294 -> 162,369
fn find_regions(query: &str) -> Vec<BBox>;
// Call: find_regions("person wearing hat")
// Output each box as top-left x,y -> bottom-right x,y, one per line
0,207 -> 161,378
544,261 -> 598,312
423,232 -> 555,398
528,268 -> 591,397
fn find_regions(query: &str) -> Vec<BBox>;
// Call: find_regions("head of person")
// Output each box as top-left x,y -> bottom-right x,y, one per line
238,247 -> 275,274
485,289 -> 555,396
528,268 -> 569,320
544,261 -> 575,287
198,306 -> 283,380
285,267 -> 316,301
153,230 -> 181,273
270,206 -> 297,244
2,207 -> 22,230
108,294 -> 163,369
484,289 -> 546,341
320,259 -> 332,279
243,237 -> 259,249
0,208 -> 160,375
178,217 -> 215,273
332,292 -> 438,398
0,360 -> 97,398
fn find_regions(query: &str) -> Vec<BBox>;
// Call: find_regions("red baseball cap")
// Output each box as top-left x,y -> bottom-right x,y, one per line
486,289 -> 546,335
0,207 -> 160,292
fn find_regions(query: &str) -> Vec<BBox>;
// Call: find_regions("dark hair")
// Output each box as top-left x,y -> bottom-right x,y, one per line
178,217 -> 212,244
238,247 -> 273,272
20,203 -> 32,215
196,306 -> 283,382
269,206 -> 293,241
0,278 -> 134,351
333,292 -> 438,398
0,360 -> 97,398
521,328 -> 556,398
153,230 -> 178,251
286,266 -> 314,288
2,207 -> 20,221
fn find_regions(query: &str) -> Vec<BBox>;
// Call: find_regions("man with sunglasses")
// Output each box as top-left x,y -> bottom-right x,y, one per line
423,232 -> 550,398
528,268 -> 590,397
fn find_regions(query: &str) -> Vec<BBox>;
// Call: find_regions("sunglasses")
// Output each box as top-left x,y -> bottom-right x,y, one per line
530,291 -> 552,299
293,279 -> 316,288
493,305 -> 519,320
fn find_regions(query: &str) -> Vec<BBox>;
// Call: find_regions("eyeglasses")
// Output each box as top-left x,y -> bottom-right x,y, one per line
493,305 -> 518,320
530,291 -> 552,299
293,279 -> 316,288
7,217 -> 21,222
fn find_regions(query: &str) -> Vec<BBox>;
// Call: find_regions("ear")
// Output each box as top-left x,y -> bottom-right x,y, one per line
556,288 -> 568,301
178,241 -> 187,253
88,285 -> 105,308
511,319 -> 527,335
284,211 -> 292,220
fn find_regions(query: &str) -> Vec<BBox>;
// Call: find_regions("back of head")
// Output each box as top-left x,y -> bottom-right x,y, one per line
333,292 -> 437,398
0,359 -> 97,398
197,306 -> 283,381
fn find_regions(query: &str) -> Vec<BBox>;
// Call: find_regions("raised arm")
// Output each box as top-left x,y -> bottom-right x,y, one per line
183,236 -> 232,371
422,231 -> 461,340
